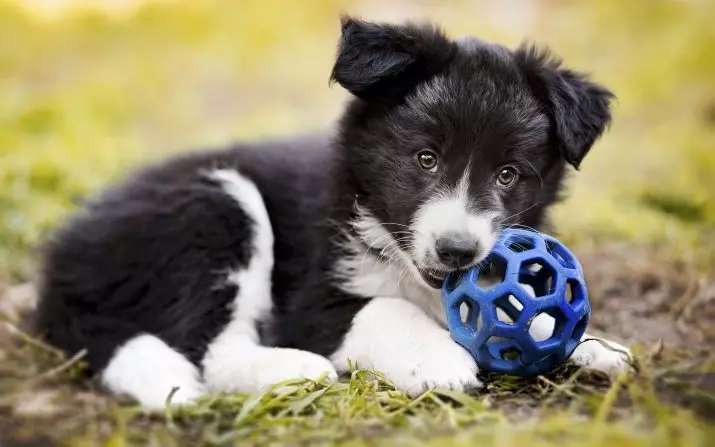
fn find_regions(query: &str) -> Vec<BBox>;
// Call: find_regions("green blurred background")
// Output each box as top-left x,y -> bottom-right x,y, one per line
1,0 -> 714,283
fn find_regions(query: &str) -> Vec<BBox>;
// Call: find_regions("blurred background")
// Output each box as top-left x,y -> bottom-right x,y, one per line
1,0 -> 714,284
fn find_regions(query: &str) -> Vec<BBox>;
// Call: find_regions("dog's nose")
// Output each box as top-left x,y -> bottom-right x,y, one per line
435,235 -> 479,268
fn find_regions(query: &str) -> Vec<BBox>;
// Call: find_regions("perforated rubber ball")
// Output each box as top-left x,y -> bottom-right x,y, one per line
441,228 -> 591,376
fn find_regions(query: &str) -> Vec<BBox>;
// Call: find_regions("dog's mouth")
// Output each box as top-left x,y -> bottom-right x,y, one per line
417,268 -> 448,289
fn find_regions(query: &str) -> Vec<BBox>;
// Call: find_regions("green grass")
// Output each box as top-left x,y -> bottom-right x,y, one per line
1,0 -> 714,445
2,326 -> 713,446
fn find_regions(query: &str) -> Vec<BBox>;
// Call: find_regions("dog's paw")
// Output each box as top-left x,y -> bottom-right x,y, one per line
204,346 -> 338,395
330,297 -> 483,398
570,337 -> 633,377
384,340 -> 483,397
254,348 -> 339,389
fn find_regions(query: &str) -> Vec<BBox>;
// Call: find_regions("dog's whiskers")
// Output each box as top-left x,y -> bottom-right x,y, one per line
501,222 -> 541,233
496,202 -> 542,226
358,229 -> 411,270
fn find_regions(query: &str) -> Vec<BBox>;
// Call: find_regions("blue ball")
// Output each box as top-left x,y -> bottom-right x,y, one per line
441,228 -> 591,376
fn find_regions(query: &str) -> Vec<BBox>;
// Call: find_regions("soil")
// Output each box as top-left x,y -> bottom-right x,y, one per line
578,244 -> 714,350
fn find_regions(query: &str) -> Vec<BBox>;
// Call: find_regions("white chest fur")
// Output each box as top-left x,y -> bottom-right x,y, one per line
333,233 -> 448,327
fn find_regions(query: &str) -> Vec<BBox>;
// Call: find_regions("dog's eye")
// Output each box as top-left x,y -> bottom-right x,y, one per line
496,167 -> 519,187
416,150 -> 438,172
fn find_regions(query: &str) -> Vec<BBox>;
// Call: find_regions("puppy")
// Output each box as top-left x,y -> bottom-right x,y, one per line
35,18 -> 631,409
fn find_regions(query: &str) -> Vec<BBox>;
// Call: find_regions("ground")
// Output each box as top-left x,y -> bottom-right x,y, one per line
1,0 -> 714,446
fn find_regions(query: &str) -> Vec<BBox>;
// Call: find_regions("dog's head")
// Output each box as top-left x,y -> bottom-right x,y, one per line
332,18 -> 613,288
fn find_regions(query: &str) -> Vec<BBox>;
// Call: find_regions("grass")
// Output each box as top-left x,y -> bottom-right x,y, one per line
2,324 -> 713,446
2,327 -> 714,446
1,0 -> 714,445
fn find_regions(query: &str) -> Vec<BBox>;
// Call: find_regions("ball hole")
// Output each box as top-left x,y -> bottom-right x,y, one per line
528,307 -> 567,344
459,301 -> 470,324
529,312 -> 556,342
508,295 -> 524,311
565,279 -> 586,307
486,335 -> 508,344
494,294 -> 523,325
573,315 -> 589,340
520,261 -> 556,297
500,347 -> 522,361
477,254 -> 508,288
545,240 -> 576,270
456,299 -> 481,330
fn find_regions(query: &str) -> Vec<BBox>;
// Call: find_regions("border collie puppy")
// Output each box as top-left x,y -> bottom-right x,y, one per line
35,18 -> 632,409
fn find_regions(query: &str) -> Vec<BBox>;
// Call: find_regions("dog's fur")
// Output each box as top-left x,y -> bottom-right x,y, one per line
35,18 -> 632,408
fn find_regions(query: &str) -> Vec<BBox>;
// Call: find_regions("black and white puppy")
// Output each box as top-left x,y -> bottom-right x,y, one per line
35,18 -> 631,409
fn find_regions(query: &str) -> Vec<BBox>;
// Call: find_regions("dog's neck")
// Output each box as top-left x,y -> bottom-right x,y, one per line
328,198 -> 448,327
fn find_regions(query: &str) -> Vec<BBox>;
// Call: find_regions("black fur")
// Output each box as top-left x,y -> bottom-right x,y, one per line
514,44 -> 614,169
331,17 -> 457,102
35,18 -> 613,379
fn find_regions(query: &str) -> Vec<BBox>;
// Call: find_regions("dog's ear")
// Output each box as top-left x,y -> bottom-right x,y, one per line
330,17 -> 456,102
515,44 -> 614,169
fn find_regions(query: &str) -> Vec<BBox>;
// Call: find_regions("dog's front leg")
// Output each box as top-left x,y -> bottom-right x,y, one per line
330,297 -> 482,397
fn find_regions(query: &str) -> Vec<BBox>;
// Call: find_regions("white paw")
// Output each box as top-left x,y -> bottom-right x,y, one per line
331,297 -> 483,398
204,345 -> 338,394
382,341 -> 483,397
253,349 -> 339,391
101,334 -> 207,410
570,337 -> 633,377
